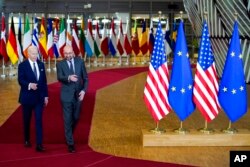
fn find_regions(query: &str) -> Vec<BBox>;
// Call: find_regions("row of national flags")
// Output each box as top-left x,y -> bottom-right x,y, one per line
0,14 -> 175,65
144,19 -> 247,124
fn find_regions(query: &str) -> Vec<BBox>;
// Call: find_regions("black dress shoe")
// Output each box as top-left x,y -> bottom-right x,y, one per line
24,141 -> 32,148
36,145 -> 45,152
68,145 -> 75,153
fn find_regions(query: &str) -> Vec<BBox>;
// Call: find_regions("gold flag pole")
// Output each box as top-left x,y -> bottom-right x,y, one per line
172,11 -> 189,135
221,12 -> 239,135
198,10 -> 214,134
149,11 -> 166,135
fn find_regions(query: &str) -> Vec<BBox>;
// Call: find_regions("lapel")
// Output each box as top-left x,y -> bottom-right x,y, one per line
63,59 -> 71,74
36,60 -> 44,81
27,60 -> 37,81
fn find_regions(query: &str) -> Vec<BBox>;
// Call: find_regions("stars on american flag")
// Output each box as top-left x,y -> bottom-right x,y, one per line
151,29 -> 166,70
198,23 -> 214,70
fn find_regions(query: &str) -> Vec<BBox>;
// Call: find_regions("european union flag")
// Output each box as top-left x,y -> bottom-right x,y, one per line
218,21 -> 247,122
168,20 -> 195,121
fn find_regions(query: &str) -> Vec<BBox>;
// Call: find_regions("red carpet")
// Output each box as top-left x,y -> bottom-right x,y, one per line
0,67 -> 189,167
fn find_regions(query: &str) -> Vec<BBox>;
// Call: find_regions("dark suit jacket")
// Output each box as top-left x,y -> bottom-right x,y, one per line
18,60 -> 48,105
56,57 -> 88,102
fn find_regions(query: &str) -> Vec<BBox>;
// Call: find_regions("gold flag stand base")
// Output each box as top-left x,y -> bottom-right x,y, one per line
222,121 -> 238,134
222,128 -> 238,134
149,122 -> 165,134
198,127 -> 214,134
150,128 -> 165,134
198,120 -> 214,134
174,127 -> 189,134
174,121 -> 189,134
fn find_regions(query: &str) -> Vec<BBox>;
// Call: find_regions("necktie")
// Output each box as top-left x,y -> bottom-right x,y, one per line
69,60 -> 74,74
33,62 -> 38,80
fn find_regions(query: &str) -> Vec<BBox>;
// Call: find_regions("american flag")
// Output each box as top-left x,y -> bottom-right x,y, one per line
143,20 -> 171,122
193,21 -> 220,121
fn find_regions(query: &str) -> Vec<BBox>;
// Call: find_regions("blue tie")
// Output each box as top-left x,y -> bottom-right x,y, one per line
33,62 -> 38,80
69,60 -> 74,74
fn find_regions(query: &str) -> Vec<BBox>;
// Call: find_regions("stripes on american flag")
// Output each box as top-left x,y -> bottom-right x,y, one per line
143,20 -> 171,122
193,21 -> 220,121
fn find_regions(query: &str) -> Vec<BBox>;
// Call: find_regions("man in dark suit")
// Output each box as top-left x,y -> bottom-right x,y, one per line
18,46 -> 48,152
56,45 -> 88,153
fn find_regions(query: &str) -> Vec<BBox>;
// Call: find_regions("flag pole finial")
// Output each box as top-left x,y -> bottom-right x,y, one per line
180,11 -> 183,20
158,11 -> 162,20
234,12 -> 238,21
203,10 -> 208,22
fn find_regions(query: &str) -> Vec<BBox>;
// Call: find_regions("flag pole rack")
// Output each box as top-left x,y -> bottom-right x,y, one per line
141,128 -> 250,147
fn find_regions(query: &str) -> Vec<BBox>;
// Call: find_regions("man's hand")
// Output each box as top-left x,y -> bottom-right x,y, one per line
78,90 -> 85,101
30,83 -> 38,90
44,97 -> 49,106
69,75 -> 78,82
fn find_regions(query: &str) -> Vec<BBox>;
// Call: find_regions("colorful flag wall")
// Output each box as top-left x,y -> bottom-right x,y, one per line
23,15 -> 31,58
53,18 -> 60,58
94,21 -> 101,57
116,19 -> 124,56
171,20 -> 177,52
72,19 -> 80,56
17,15 -> 24,62
38,17 -> 48,60
108,19 -> 117,56
85,19 -> 94,57
164,19 -> 172,56
132,19 -> 140,56
100,22 -> 109,56
32,17 -> 39,58
140,19 -> 148,55
143,19 -> 171,122
0,14 -> 8,62
218,21 -> 247,122
47,18 -> 54,59
124,19 -> 132,55
6,17 -> 18,64
148,19 -> 154,55
168,20 -> 195,121
79,18 -> 86,57
58,18 -> 66,57
193,21 -> 220,122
